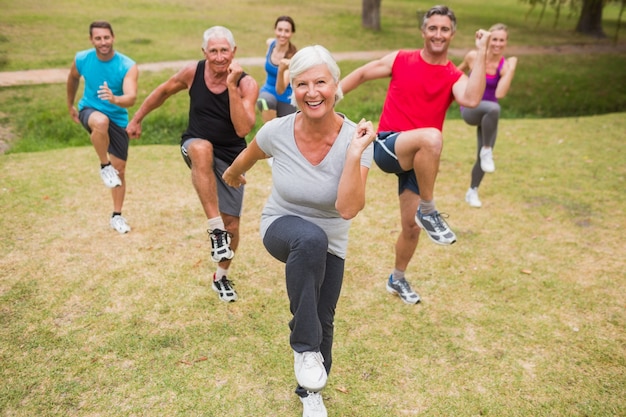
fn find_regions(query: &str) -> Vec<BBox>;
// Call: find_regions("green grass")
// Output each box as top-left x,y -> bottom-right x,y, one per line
1,0 -> 626,415
1,0 -> 625,153
1,0 -> 624,71
1,113 -> 624,416
2,52 -> 625,154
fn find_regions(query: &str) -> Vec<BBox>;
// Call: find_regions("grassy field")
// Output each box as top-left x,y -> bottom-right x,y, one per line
1,0 -> 626,416
1,0 -> 624,71
1,113 -> 625,416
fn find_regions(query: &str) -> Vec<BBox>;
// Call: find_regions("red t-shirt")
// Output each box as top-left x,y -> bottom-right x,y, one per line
378,49 -> 463,132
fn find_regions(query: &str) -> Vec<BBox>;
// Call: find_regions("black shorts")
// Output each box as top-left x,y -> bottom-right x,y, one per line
79,108 -> 129,161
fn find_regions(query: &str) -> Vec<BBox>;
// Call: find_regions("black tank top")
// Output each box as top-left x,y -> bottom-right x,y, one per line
181,60 -> 248,163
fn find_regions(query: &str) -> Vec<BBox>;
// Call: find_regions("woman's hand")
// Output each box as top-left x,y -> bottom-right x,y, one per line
222,166 -> 246,188
350,119 -> 376,154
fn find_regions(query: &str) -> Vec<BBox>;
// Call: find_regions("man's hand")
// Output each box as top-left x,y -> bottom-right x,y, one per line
222,165 -> 246,188
126,119 -> 142,140
227,61 -> 244,87
474,29 -> 492,50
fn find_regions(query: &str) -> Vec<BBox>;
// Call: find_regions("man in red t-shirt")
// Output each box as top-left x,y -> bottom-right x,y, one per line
340,5 -> 491,304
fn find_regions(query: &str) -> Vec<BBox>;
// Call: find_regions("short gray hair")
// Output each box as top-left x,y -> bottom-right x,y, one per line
202,26 -> 236,50
421,5 -> 457,33
288,45 -> 343,107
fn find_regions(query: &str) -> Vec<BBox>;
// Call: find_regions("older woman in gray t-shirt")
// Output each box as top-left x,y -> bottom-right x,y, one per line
223,45 -> 374,417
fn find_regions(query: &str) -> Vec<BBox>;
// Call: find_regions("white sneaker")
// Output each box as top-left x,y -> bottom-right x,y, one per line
465,187 -> 482,208
100,164 -> 122,188
110,215 -> 131,234
300,391 -> 327,417
479,147 -> 495,173
294,351 -> 327,391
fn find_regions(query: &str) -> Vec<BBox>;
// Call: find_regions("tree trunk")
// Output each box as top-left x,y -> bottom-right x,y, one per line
575,0 -> 606,37
362,0 -> 382,31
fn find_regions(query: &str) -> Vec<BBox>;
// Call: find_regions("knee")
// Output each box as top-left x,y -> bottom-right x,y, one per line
401,220 -> 421,241
89,114 -> 110,132
114,161 -> 126,177
420,128 -> 443,154
189,141 -> 214,167
223,217 -> 240,236
295,230 -> 329,263
486,104 -> 501,119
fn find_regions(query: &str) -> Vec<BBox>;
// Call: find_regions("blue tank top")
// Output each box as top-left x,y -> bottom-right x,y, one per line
75,49 -> 135,128
260,40 -> 293,103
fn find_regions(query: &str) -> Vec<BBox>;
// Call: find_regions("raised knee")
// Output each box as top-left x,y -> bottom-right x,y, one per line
90,115 -> 110,132
188,141 -> 214,164
422,128 -> 443,153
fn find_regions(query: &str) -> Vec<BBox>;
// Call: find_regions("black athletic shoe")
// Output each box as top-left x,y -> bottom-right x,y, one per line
208,228 -> 235,262
212,274 -> 238,302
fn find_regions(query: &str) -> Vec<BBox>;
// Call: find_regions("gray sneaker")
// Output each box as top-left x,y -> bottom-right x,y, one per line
386,275 -> 420,304
415,208 -> 456,245
100,164 -> 122,188
300,391 -> 327,417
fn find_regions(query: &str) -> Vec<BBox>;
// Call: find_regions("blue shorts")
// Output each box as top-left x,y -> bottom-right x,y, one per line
181,138 -> 244,217
79,107 -> 129,161
374,131 -> 420,196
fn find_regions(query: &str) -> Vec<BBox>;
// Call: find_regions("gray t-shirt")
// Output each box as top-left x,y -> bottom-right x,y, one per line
256,112 -> 373,259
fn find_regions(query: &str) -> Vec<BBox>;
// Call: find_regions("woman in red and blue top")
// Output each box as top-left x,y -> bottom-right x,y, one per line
459,23 -> 518,208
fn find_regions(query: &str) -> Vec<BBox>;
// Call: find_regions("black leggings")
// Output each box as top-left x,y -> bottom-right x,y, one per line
263,215 -> 345,394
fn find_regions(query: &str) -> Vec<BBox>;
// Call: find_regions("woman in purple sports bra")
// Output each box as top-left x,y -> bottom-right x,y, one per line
458,23 -> 518,208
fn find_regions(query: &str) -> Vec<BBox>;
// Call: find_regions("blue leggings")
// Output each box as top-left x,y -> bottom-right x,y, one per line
263,215 -> 345,394
461,100 -> 501,188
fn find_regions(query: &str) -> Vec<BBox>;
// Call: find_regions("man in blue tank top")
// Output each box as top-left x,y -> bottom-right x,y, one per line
127,26 -> 259,302
66,21 -> 138,234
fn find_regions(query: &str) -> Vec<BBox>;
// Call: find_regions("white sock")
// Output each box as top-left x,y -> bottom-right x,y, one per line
215,266 -> 228,281
207,216 -> 225,232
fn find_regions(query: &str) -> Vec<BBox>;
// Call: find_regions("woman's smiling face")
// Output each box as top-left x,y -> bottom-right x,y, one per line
292,64 -> 337,116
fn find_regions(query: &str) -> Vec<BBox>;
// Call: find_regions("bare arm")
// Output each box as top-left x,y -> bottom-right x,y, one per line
227,61 -> 259,138
453,29 -> 491,108
126,64 -> 193,139
222,138 -> 268,188
495,57 -> 518,99
91,64 -> 139,109
66,61 -> 81,124
457,50 -> 477,73
335,119 -> 376,220
275,58 -> 290,95
339,51 -> 397,95
109,64 -> 138,108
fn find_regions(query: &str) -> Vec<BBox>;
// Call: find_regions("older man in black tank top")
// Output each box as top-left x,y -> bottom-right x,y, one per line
127,26 -> 259,302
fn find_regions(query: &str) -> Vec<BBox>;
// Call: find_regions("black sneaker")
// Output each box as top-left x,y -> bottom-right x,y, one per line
386,275 -> 420,304
415,208 -> 457,245
208,228 -> 234,262
212,274 -> 238,302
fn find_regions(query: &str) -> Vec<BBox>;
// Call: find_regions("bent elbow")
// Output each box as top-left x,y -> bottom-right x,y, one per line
337,203 -> 365,220
466,98 -> 482,108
